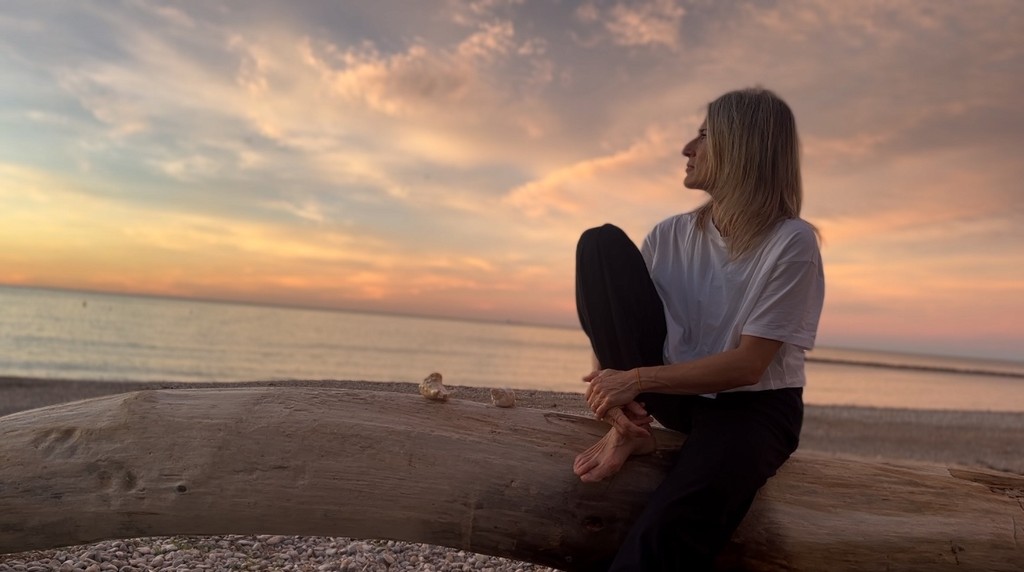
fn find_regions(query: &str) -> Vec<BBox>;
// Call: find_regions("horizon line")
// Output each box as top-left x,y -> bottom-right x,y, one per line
3,282 -> 1021,368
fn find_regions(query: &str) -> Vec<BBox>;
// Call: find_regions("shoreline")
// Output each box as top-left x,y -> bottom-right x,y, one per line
806,355 -> 1024,379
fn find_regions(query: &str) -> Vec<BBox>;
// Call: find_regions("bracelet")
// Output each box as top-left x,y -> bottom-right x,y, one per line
635,367 -> 643,394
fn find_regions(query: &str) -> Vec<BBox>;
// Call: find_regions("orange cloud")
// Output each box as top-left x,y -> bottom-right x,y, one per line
503,126 -> 688,219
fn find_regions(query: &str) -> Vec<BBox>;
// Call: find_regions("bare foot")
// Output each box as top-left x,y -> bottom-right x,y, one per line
573,426 -> 656,483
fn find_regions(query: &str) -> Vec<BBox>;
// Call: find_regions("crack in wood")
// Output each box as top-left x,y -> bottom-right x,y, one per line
1014,516 -> 1019,550
949,540 -> 963,565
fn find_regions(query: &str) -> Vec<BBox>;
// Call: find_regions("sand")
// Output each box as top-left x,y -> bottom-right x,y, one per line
2,377 -> 1022,570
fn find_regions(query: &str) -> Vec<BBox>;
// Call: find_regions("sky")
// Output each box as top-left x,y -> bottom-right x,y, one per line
0,0 -> 1022,361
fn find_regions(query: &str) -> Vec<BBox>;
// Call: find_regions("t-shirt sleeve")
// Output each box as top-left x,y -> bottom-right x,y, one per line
640,231 -> 655,270
741,232 -> 825,351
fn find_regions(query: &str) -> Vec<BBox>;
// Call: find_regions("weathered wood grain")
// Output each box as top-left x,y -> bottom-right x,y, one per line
0,388 -> 1021,571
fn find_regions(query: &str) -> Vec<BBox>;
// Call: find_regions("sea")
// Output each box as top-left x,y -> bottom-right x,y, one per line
2,285 -> 1023,413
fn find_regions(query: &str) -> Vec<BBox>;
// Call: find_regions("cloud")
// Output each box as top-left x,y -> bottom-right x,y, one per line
504,127 -> 680,217
446,0 -> 526,27
606,0 -> 685,48
227,34 -> 272,95
304,40 -> 471,116
458,20 -> 517,61
300,17 -> 548,121
1,0 -> 1023,357
576,0 -> 685,49
57,71 -> 151,136
262,199 -> 327,223
128,0 -> 196,29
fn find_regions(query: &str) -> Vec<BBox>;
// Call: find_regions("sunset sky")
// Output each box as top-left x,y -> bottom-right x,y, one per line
1,1 -> 1021,361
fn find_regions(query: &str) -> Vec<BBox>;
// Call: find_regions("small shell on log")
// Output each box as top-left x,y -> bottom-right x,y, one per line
490,387 -> 516,408
419,372 -> 450,402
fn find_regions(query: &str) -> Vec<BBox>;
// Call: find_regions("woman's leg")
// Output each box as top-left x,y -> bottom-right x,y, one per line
575,223 -> 665,372
609,388 -> 804,571
575,224 -> 690,430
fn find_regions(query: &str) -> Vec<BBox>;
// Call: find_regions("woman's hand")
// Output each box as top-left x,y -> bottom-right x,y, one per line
604,402 -> 654,438
584,368 -> 641,420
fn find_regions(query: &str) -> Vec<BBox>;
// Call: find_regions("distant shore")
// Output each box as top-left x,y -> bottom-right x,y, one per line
806,355 -> 1024,379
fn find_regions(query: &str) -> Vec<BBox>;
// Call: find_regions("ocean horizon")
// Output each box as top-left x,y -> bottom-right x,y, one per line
3,284 -> 1023,413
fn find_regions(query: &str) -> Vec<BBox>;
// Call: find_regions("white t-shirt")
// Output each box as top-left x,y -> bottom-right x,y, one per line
641,211 -> 825,393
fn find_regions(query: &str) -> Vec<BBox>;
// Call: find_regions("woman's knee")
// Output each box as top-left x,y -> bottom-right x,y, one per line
578,223 -> 630,252
582,222 -> 626,239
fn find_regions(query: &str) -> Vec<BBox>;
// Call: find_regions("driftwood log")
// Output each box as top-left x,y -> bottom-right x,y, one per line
0,388 -> 1022,570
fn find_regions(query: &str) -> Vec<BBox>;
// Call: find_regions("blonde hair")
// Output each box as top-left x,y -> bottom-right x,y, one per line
695,88 -> 805,257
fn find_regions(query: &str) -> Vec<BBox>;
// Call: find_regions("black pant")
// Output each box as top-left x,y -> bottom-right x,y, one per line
576,224 -> 803,572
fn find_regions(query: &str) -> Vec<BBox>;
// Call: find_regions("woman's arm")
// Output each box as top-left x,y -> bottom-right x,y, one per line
585,335 -> 782,419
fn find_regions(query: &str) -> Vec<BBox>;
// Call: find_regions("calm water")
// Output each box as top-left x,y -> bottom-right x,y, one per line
2,285 -> 1024,412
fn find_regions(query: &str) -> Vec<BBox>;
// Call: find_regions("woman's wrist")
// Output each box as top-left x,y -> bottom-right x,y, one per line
636,366 -> 663,395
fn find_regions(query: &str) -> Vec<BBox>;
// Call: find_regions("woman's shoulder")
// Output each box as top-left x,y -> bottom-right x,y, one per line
766,218 -> 821,260
775,217 -> 817,235
648,210 -> 700,239
776,218 -> 819,241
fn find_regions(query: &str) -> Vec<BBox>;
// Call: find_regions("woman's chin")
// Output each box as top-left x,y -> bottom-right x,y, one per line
683,179 -> 706,191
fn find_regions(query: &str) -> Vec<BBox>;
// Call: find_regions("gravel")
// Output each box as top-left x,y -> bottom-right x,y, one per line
0,535 -> 562,571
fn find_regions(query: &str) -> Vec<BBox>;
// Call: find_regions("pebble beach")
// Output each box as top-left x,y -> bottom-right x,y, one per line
2,377 -> 1023,571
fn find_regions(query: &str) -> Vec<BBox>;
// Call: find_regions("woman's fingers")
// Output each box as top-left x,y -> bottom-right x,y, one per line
605,407 -> 650,438
585,371 -> 609,411
585,369 -> 637,417
587,389 -> 604,417
583,370 -> 602,407
625,400 -> 648,418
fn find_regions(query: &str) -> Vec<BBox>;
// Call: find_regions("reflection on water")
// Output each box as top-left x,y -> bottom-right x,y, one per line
2,285 -> 1023,412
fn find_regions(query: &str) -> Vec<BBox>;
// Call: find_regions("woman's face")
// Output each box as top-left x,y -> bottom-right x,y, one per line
682,119 -> 711,190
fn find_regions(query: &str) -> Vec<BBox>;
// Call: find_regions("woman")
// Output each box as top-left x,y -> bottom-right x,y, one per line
573,88 -> 825,570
